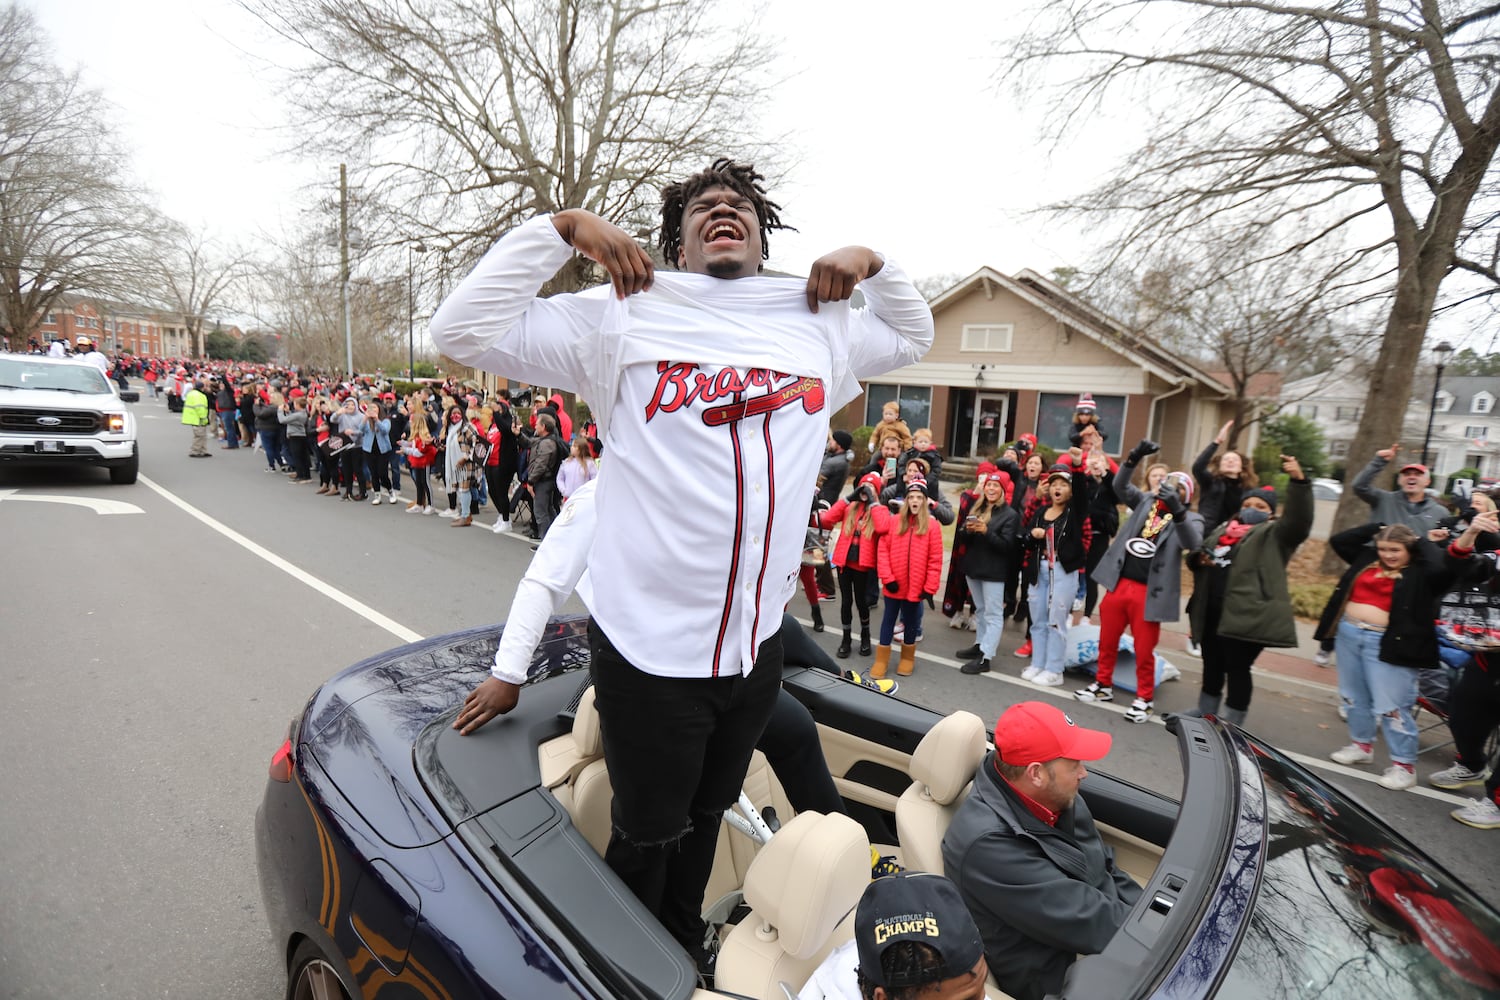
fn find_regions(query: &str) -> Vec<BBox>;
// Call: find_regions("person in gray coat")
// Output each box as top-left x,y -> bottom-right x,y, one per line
942,701 -> 1141,1000
1351,443 -> 1448,534
1075,438 -> 1203,724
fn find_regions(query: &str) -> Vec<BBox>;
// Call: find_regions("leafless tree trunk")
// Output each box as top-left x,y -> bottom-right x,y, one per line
152,225 -> 254,359
0,5 -> 159,346
1006,0 -> 1500,571
243,0 -> 775,288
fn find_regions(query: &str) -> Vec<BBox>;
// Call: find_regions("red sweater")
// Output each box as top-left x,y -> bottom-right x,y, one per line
878,518 -> 944,600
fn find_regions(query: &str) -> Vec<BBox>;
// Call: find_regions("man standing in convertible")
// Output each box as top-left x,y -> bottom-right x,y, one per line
430,159 -> 932,977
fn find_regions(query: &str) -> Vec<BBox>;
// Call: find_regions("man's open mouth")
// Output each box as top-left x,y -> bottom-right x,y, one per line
705,221 -> 744,245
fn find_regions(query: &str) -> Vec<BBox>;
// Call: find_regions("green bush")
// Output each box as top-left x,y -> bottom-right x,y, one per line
851,425 -> 875,467
1290,583 -> 1335,620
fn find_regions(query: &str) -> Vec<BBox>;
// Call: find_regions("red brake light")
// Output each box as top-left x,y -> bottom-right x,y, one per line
269,739 -> 294,783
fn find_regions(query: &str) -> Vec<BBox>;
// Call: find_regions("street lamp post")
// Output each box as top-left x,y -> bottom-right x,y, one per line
408,242 -> 426,380
1422,340 -> 1456,470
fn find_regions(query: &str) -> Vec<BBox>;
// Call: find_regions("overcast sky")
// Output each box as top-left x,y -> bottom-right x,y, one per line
27,0 -> 1489,349
31,0 -> 1102,284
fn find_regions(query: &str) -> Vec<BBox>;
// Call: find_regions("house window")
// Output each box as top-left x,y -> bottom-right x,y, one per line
1468,427 -> 1491,441
960,324 -> 1013,353
864,384 -> 932,431
1328,439 -> 1350,458
1468,454 -> 1486,471
1435,391 -> 1453,412
43,313 -> 55,325
1473,393 -> 1494,414
1335,406 -> 1360,421
1035,392 -> 1127,451
1296,404 -> 1318,419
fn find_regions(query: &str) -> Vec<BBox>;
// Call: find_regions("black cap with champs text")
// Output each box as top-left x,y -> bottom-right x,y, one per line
855,871 -> 984,988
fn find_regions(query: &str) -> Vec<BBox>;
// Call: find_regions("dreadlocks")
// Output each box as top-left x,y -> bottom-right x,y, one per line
658,158 -> 790,268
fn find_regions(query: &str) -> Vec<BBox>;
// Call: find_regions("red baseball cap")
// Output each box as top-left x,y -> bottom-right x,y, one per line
996,702 -> 1112,766
1397,463 -> 1429,475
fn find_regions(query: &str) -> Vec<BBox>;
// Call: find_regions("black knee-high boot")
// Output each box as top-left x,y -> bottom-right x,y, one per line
859,617 -> 872,656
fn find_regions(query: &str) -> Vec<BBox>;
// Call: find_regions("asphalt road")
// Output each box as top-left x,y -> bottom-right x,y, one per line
0,400 -> 1494,999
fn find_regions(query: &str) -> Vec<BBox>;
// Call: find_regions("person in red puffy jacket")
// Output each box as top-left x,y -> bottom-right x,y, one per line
874,478 -> 945,678
815,471 -> 891,658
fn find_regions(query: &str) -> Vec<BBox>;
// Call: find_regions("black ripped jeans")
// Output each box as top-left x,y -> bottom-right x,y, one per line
588,621 -> 782,956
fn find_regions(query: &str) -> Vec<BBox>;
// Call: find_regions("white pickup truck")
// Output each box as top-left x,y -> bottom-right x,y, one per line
0,355 -> 140,484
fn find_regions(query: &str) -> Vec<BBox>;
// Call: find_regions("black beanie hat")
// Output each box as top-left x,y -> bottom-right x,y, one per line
1242,485 -> 1277,515
832,429 -> 853,451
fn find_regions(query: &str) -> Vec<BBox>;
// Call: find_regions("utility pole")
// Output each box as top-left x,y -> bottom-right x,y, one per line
340,163 -> 352,378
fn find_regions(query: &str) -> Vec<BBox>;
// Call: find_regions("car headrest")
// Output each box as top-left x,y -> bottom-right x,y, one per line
571,686 -> 603,758
742,811 -> 869,960
911,711 -> 987,805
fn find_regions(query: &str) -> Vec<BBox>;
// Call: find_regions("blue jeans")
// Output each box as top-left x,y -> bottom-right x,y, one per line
219,412 -> 239,448
1334,618 -> 1420,765
388,451 -> 404,490
967,576 -> 1007,659
258,430 -> 281,469
879,597 -> 922,646
1028,561 -> 1077,675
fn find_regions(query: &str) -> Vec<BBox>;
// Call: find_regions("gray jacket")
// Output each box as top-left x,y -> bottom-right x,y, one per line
942,753 -> 1142,1000
1092,459 -> 1204,622
1352,455 -> 1448,533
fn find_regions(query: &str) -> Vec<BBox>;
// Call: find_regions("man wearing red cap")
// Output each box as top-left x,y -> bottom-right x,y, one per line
942,701 -> 1141,1000
1351,442 -> 1448,535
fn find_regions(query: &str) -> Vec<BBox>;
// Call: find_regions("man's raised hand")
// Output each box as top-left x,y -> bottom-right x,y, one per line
806,247 -> 882,313
552,209 -> 654,300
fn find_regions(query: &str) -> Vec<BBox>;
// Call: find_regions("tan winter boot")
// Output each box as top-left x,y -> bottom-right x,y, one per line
897,642 -> 917,676
869,645 -> 893,679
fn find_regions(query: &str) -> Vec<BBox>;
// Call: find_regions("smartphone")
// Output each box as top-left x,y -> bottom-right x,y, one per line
884,456 -> 897,477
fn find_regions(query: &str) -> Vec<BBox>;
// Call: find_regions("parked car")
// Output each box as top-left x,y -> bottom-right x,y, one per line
1311,477 -> 1344,501
0,355 -> 139,483
255,618 -> 1500,1000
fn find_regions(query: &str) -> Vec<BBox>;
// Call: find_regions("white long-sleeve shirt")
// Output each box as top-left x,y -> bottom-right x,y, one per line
432,215 -> 932,678
492,480 -> 598,684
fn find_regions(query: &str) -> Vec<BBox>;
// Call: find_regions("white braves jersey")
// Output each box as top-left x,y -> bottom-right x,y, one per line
432,215 -> 932,678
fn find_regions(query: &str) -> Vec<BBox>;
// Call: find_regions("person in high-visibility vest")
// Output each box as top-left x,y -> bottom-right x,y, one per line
182,376 -> 212,458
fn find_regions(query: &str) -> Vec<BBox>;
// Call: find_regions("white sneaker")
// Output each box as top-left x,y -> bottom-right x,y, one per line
438,508 -> 456,519
492,519 -> 511,534
1033,671 -> 1064,687
1429,761 -> 1493,790
1451,796 -> 1500,829
405,503 -> 423,514
1071,597 -> 1085,613
1337,698 -> 1351,721
1075,682 -> 1114,703
422,506 -> 436,515
370,494 -> 382,505
1378,765 -> 1417,791
1020,664 -> 1042,682
1183,638 -> 1201,657
1123,698 -> 1154,724
1314,650 -> 1332,667
1330,743 -> 1374,765
384,490 -> 395,504
967,616 -> 977,632
949,613 -> 966,629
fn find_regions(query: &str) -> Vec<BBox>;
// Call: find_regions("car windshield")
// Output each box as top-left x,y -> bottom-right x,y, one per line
0,358 -> 112,395
1219,738 -> 1500,998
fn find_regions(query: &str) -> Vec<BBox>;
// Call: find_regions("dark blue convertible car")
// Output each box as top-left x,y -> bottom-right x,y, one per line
255,618 -> 1500,999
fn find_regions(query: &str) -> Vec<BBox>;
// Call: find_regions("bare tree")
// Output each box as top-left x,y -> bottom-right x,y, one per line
152,224 -> 255,359
1007,1 -> 1500,564
1089,229 -> 1381,448
0,5 -> 158,345
244,0 -> 776,289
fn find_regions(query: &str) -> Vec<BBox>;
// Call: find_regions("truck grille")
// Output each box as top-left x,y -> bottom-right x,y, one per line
0,407 -> 103,435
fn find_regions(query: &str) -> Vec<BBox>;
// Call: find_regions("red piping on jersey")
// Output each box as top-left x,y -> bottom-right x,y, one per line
749,413 -> 777,653
713,418 -> 746,677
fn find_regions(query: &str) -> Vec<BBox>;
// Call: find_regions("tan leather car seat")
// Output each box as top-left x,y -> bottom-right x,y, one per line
895,710 -> 988,874
713,811 -> 871,999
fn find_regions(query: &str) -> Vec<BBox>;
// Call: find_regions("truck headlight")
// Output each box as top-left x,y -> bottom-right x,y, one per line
106,414 -> 126,433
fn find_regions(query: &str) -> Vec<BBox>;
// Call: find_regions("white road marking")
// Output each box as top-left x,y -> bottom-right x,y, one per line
0,488 -> 143,515
139,474 -> 423,643
795,619 -> 1471,808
